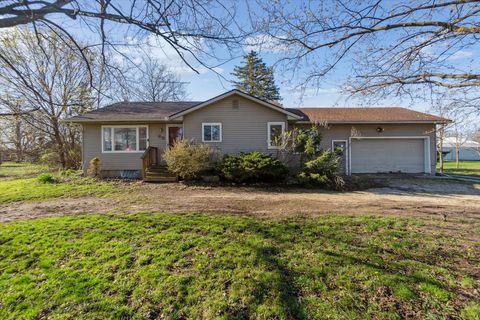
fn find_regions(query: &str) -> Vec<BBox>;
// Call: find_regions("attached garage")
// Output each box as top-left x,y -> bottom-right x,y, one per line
349,137 -> 431,174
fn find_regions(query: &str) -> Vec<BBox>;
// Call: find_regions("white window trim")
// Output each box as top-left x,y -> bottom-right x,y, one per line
331,140 -> 348,152
202,122 -> 222,142
267,122 -> 285,149
101,125 -> 149,153
166,124 -> 184,148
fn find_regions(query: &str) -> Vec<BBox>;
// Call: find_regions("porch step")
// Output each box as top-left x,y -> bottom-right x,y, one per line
144,165 -> 178,183
146,168 -> 171,174
144,175 -> 178,183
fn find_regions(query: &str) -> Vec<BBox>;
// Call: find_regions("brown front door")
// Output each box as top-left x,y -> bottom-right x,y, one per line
168,126 -> 183,147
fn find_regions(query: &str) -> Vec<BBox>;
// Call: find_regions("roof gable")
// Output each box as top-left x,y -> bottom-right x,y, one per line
169,90 -> 303,120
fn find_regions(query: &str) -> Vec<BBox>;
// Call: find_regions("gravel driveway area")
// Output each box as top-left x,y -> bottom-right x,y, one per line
1,176 -> 479,224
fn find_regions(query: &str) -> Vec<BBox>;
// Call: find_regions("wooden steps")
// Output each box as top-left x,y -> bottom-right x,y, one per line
144,165 -> 178,183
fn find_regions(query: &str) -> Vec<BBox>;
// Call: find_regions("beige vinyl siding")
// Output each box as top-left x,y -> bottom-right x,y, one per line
183,96 -> 288,154
291,123 -> 437,174
82,123 -> 167,174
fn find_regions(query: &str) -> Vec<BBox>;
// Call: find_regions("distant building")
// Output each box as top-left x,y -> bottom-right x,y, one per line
442,137 -> 480,161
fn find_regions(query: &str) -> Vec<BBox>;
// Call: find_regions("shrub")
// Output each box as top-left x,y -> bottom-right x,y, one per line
297,150 -> 342,188
39,150 -> 60,168
37,173 -> 55,184
276,126 -> 323,168
163,140 -> 217,180
61,169 -> 80,176
87,158 -> 101,178
217,152 -> 288,183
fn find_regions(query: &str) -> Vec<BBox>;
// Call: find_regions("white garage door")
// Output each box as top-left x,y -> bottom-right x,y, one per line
351,138 -> 426,174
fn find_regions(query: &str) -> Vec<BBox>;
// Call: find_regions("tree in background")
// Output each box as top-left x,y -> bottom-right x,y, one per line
473,129 -> 480,144
447,119 -> 470,169
258,0 -> 480,115
232,51 -> 281,102
0,1 -> 249,109
127,56 -> 187,102
0,28 -> 96,168
0,96 -> 44,162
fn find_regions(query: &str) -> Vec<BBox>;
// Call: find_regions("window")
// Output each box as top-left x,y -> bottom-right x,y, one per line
267,122 -> 285,149
332,140 -> 346,156
102,126 -> 148,152
202,123 -> 222,142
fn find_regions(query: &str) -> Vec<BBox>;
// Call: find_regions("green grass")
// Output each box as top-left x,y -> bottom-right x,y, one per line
0,162 -> 120,203
0,176 -> 118,203
0,213 -> 478,319
0,162 -> 49,178
439,160 -> 480,177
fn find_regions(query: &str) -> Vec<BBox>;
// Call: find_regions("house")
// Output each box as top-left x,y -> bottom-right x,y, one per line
67,90 -> 449,180
442,137 -> 480,161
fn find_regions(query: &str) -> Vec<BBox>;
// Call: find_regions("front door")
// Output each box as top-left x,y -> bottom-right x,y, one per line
168,126 -> 183,147
333,140 -> 347,174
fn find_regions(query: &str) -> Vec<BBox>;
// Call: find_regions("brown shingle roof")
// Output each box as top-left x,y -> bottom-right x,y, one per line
286,107 -> 449,123
67,98 -> 448,124
68,101 -> 201,122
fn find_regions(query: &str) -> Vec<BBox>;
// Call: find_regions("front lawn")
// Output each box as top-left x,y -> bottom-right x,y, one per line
0,176 -> 119,203
0,161 -> 49,178
0,162 -> 124,203
0,213 -> 478,319
439,160 -> 480,177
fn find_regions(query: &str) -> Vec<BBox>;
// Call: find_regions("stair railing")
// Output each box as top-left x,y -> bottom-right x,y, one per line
141,146 -> 158,180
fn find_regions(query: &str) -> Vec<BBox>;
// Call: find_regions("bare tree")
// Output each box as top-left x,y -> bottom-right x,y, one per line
258,0 -> 480,111
0,0 -> 249,108
473,128 -> 480,143
128,56 -> 187,102
447,119 -> 470,168
0,27 -> 96,168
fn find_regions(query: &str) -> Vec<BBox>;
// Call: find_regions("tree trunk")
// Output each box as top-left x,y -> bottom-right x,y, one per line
14,116 -> 23,162
52,119 -> 66,169
456,147 -> 460,169
438,126 -> 444,175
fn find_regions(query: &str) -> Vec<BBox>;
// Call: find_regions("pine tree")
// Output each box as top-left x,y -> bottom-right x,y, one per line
232,51 -> 281,102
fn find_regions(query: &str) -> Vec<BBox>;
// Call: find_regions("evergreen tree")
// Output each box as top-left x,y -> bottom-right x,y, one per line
232,51 -> 281,101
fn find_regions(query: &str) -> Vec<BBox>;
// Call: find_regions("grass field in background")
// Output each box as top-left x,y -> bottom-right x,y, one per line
0,162 -> 49,178
0,176 -> 118,203
0,212 -> 478,319
0,162 -> 121,203
439,160 -> 480,177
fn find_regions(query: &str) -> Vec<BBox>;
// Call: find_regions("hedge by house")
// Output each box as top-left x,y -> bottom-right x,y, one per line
217,152 -> 288,183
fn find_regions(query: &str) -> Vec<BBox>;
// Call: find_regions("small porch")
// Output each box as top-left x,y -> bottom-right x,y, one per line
141,124 -> 183,182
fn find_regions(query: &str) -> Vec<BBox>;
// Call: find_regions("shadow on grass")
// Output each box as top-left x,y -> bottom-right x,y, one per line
238,217 -> 469,318
0,213 -> 476,319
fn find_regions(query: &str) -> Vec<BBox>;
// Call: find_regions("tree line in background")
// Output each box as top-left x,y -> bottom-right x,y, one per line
0,27 -> 186,167
0,0 -> 479,169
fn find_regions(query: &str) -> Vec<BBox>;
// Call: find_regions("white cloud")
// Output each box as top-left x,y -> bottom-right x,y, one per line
113,34 -> 224,76
287,86 -> 340,97
244,35 -> 288,53
447,50 -> 473,61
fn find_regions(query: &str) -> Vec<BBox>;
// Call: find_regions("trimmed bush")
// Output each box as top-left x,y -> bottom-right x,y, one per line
163,140 -> 217,180
37,173 -> 55,184
217,152 -> 288,183
87,158 -> 101,178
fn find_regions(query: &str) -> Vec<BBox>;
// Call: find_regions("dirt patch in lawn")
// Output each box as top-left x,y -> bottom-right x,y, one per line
1,177 -> 479,228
